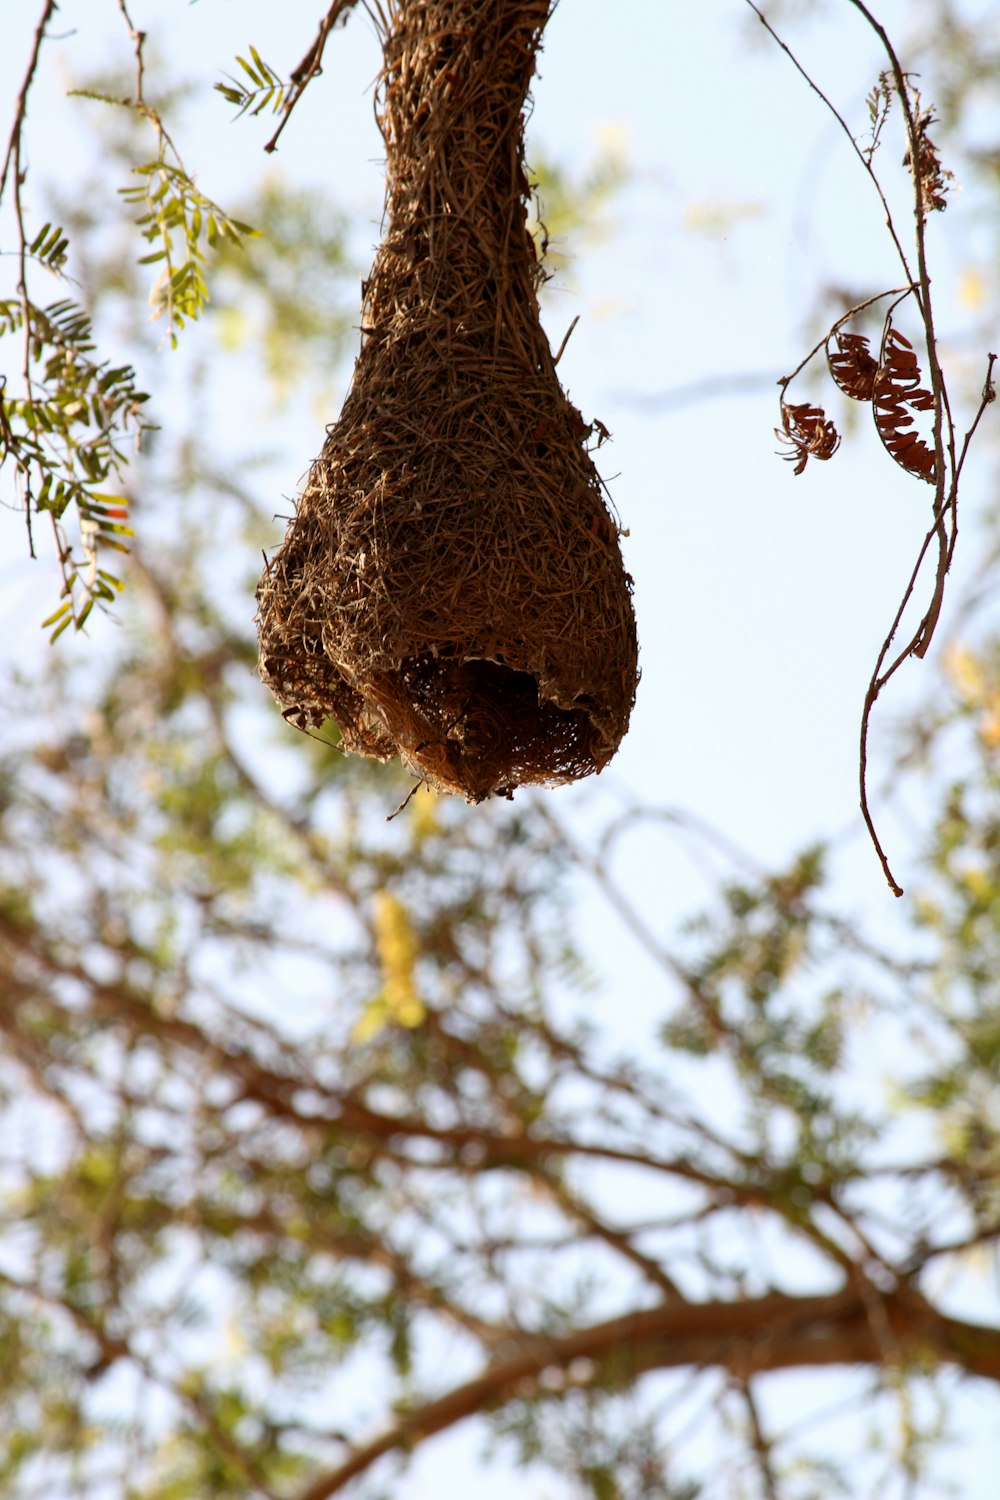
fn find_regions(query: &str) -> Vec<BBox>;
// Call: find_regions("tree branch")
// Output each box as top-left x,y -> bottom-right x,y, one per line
264,0 -> 364,154
295,1286 -> 1000,1498
737,1377 -> 779,1500
0,0 -> 61,559
0,0 -> 59,204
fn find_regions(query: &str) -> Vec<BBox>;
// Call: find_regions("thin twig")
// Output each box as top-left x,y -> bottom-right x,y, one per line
857,516 -> 943,897
12,145 -> 36,558
837,2 -> 966,891
0,0 -> 59,204
386,778 -> 424,820
854,17 -> 954,661
856,491 -> 959,891
954,351 -> 997,484
844,4 -> 944,427
552,312 -> 579,366
745,1 -> 912,281
748,1 -> 998,893
543,1173 -> 687,1302
264,0 -> 363,154
116,0 -> 146,104
737,1378 -> 780,1500
777,286 -> 912,391
1,0 -> 61,557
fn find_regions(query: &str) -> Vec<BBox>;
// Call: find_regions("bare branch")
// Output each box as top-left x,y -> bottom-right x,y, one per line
738,1378 -> 780,1500
264,0 -> 364,154
744,1 -> 913,280
0,0 -> 59,205
115,0 -> 146,104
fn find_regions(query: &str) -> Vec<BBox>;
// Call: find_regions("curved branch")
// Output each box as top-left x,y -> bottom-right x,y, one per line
296,1286 -> 1000,1499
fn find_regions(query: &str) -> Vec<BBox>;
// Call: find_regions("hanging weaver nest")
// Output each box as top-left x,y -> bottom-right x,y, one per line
256,0 -> 638,801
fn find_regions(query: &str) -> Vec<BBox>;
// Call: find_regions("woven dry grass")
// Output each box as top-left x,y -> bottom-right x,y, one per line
257,0 -> 639,800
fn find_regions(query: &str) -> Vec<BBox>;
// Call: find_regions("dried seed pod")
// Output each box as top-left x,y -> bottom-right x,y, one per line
827,330 -> 879,402
776,401 -> 840,475
256,0 -> 638,801
873,327 -> 937,484
905,107 -> 952,217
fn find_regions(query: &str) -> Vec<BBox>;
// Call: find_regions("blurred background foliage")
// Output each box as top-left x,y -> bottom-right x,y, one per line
0,4 -> 999,1499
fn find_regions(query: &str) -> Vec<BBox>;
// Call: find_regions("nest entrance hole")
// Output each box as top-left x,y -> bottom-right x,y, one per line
364,654 -> 602,801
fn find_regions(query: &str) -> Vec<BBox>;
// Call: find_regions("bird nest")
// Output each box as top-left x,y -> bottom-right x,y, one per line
256,0 -> 639,800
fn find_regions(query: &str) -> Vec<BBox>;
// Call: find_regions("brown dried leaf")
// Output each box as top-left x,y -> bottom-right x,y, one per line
905,107 -> 952,216
873,327 -> 937,484
776,401 -> 840,476
827,330 -> 879,401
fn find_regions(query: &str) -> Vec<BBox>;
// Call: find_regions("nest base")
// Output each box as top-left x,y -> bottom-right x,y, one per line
363,655 -> 603,801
